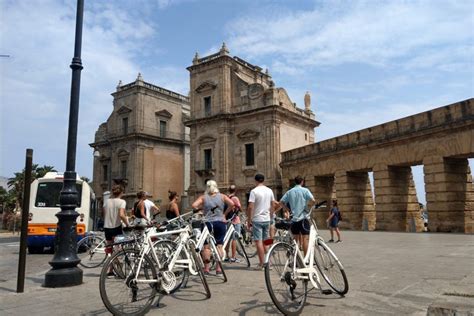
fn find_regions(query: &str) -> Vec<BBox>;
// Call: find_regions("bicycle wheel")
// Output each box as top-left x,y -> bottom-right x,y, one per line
210,241 -> 227,282
265,242 -> 307,316
99,249 -> 158,316
234,234 -> 251,268
188,241 -> 211,299
153,239 -> 189,294
77,234 -> 107,268
314,239 -> 349,295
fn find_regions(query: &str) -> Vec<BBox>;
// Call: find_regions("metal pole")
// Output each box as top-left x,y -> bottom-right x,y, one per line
17,148 -> 33,293
44,0 -> 84,287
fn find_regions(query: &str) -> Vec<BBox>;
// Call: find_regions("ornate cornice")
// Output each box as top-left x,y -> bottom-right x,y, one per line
117,106 -> 132,115
195,81 -> 217,93
155,109 -> 173,118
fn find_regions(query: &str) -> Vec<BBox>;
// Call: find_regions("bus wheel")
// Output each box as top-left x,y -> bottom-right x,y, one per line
28,246 -> 44,254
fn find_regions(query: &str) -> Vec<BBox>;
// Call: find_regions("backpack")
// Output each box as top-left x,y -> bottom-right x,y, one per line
338,211 -> 343,221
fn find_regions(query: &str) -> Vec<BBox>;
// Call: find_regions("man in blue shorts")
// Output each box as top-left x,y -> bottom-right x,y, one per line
279,175 -> 315,254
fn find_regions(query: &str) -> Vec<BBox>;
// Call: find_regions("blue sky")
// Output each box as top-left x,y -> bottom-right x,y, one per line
1,0 -> 473,204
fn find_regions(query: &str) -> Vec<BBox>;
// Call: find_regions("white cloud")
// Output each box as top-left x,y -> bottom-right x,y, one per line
225,1 -> 474,74
0,0 -> 157,177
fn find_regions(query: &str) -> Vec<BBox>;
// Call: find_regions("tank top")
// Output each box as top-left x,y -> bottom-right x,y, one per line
166,202 -> 177,219
203,193 -> 225,222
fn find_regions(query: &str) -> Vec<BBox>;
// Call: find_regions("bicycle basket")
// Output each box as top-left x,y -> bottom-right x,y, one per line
191,219 -> 203,229
275,219 -> 291,230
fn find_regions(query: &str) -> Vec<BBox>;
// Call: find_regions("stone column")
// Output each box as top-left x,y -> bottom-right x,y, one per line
335,170 -> 374,230
313,175 -> 336,228
424,156 -> 474,233
373,165 -> 419,231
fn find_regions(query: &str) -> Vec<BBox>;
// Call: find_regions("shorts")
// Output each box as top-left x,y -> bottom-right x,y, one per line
232,223 -> 241,240
203,221 -> 227,245
290,219 -> 311,235
252,221 -> 270,241
329,219 -> 339,228
104,225 -> 123,241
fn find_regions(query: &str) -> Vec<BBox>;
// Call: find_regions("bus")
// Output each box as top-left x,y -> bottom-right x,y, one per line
27,172 -> 97,254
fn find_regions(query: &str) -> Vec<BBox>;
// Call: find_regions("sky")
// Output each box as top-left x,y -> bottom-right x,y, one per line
1,0 -> 473,204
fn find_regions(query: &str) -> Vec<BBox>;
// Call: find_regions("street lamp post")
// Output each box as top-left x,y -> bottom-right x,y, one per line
44,0 -> 84,287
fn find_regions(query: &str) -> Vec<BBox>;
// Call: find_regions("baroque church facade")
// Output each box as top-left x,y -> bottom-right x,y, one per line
91,44 -> 318,208
90,74 -> 190,208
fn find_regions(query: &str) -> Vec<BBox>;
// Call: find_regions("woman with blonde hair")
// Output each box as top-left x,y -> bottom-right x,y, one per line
191,180 -> 234,275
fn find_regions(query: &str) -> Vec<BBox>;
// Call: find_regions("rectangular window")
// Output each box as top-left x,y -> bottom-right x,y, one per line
160,120 -> 167,137
122,117 -> 128,135
120,160 -> 127,179
245,143 -> 254,166
102,164 -> 108,182
204,96 -> 211,116
204,149 -> 212,170
35,182 -> 82,207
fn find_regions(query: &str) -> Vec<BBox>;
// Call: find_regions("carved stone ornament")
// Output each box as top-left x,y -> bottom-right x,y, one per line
237,129 -> 260,140
198,135 -> 217,143
117,149 -> 130,158
117,106 -> 132,115
155,109 -> 173,118
195,81 -> 217,93
248,83 -> 264,99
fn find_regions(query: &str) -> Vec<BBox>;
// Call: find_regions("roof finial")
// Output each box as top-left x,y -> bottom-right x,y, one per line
193,52 -> 200,65
136,72 -> 143,82
116,80 -> 122,89
220,42 -> 229,55
304,91 -> 311,112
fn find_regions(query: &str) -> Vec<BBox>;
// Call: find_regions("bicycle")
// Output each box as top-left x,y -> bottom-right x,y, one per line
99,211 -> 211,316
240,213 -> 257,258
264,203 -> 349,315
77,231 -> 107,268
221,214 -> 250,268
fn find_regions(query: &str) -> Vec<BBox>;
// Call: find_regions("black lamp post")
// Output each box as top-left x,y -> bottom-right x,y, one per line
44,0 -> 84,287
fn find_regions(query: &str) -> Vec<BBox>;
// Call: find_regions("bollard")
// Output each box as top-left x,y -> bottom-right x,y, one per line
17,148 -> 33,293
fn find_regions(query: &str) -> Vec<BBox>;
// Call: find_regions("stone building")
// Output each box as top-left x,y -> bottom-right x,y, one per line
185,44 -> 319,204
90,74 -> 190,208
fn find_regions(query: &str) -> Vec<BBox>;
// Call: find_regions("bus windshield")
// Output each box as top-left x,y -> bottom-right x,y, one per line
35,182 -> 83,208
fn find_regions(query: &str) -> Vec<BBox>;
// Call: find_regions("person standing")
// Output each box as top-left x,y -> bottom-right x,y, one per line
192,180 -> 234,275
226,185 -> 242,262
103,185 -> 130,275
166,191 -> 180,219
279,175 -> 315,254
133,191 -> 150,226
144,192 -> 160,221
247,173 -> 277,270
327,200 -> 342,243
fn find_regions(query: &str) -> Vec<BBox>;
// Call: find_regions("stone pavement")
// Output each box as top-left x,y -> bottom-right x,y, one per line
0,230 -> 473,315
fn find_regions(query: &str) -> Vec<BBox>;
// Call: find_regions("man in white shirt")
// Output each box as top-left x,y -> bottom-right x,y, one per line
247,173 -> 278,269
144,192 -> 160,220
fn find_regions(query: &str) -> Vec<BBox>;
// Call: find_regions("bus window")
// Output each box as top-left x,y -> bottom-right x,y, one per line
35,182 -> 83,207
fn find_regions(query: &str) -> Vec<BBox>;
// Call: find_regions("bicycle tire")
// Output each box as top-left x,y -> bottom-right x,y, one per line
77,234 -> 107,268
314,239 -> 349,295
188,241 -> 211,299
210,241 -> 227,282
235,234 -> 251,268
153,239 -> 189,294
265,242 -> 307,316
99,249 -> 158,316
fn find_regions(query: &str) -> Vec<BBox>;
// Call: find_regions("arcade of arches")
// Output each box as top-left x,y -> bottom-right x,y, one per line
281,99 -> 474,233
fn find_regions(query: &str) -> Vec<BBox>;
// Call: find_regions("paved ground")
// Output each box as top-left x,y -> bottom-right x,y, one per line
0,230 -> 473,315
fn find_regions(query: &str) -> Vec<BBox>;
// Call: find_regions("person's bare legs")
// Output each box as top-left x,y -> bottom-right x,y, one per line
255,240 -> 265,266
231,240 -> 237,258
201,245 -> 211,272
329,227 -> 334,241
335,227 -> 342,241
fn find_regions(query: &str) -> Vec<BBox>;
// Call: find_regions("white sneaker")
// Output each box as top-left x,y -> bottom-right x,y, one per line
253,264 -> 264,271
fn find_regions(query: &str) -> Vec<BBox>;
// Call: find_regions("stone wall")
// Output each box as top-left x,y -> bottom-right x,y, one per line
281,99 -> 474,233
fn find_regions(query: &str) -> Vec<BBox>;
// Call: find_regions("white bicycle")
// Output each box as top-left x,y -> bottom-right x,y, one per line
264,202 -> 349,315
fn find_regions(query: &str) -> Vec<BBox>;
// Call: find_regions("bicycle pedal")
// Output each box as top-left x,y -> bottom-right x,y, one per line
321,289 -> 333,295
